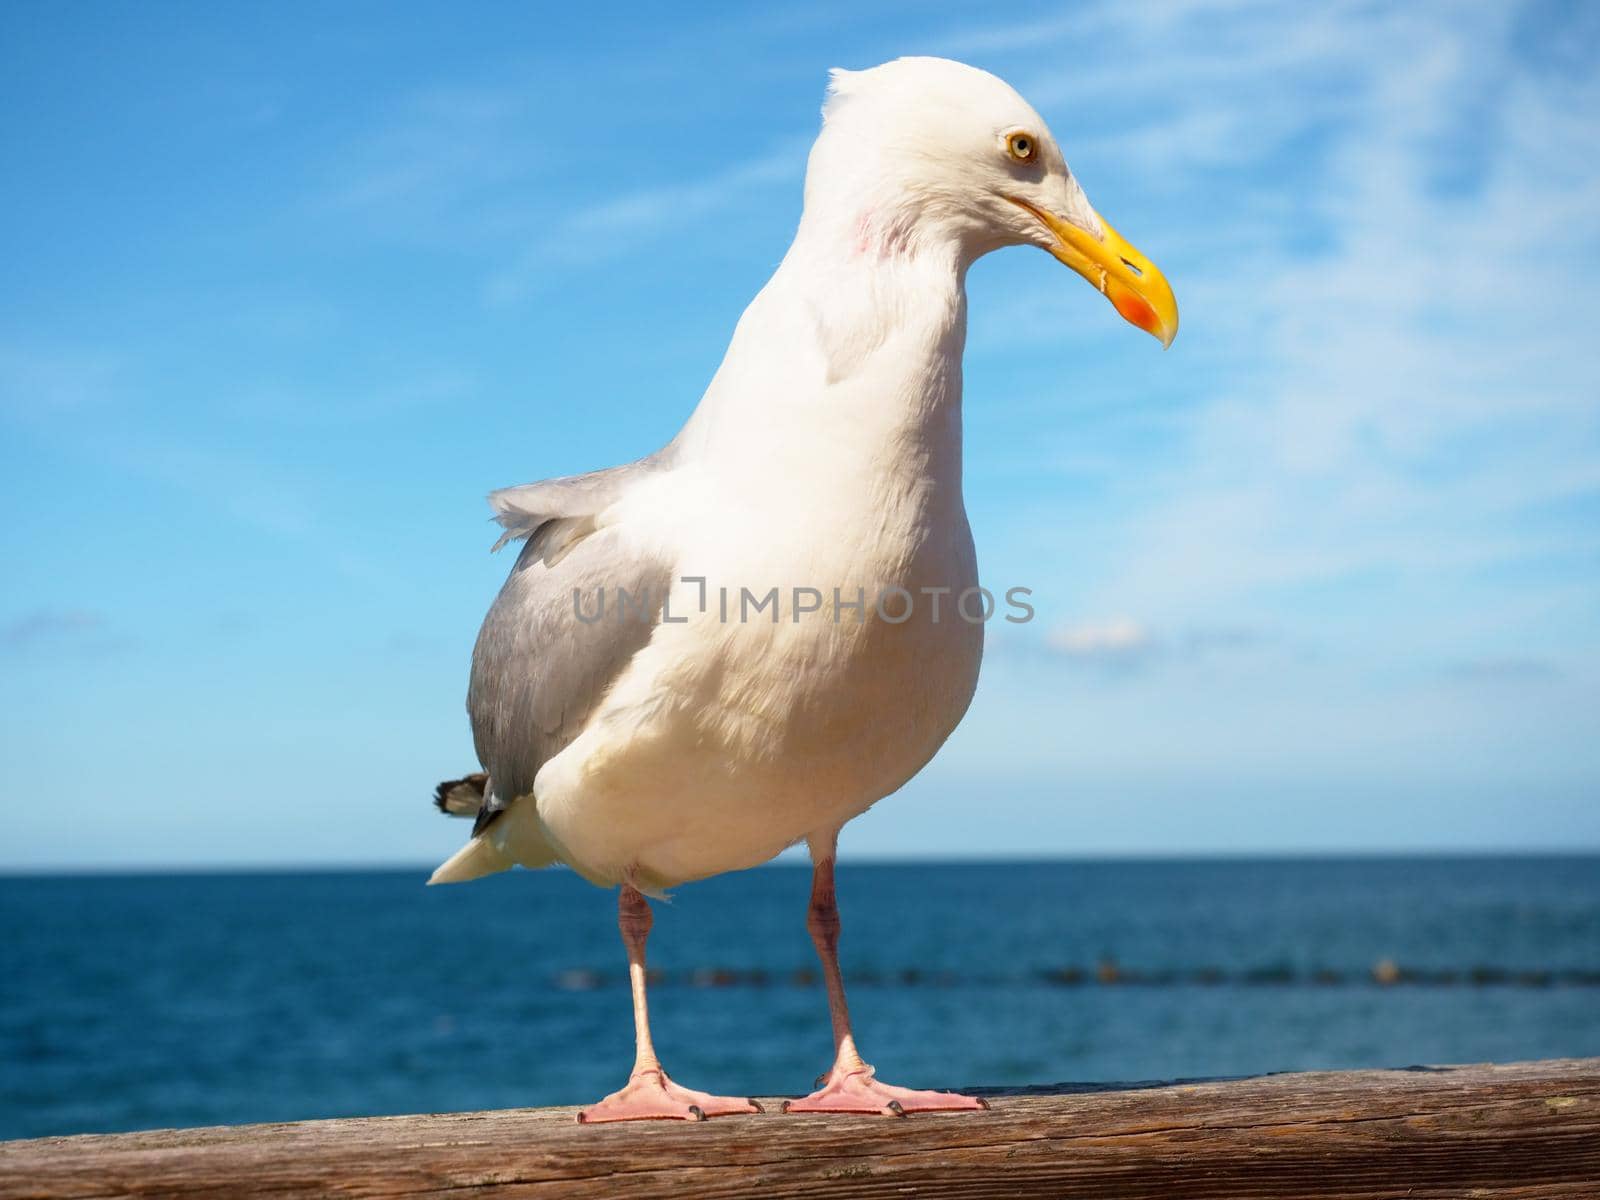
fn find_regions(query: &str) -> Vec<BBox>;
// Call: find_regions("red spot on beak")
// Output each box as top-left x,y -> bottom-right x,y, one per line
1112,289 -> 1159,335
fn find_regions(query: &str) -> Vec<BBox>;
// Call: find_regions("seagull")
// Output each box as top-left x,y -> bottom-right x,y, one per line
429,56 -> 1176,1123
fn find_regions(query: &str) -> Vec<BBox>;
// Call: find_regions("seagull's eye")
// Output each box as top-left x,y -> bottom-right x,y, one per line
1006,132 -> 1036,163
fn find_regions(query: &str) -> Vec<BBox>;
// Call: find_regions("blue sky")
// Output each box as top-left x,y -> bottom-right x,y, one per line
3,0 -> 1597,870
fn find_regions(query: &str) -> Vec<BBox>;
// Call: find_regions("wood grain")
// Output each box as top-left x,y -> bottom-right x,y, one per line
2,1058 -> 1596,1198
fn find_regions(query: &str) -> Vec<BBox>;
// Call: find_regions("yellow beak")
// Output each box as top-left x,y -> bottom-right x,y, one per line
1008,196 -> 1178,348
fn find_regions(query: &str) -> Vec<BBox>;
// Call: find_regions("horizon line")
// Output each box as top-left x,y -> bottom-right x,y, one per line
3,846 -> 1598,879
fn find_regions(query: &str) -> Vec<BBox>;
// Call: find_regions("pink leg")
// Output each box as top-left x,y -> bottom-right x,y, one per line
578,885 -> 761,1124
783,838 -> 988,1117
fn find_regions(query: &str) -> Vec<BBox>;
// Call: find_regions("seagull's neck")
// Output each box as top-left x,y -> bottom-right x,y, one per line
674,210 -> 972,491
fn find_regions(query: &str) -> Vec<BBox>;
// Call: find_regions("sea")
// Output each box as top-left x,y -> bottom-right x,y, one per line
2,856 -> 1597,1141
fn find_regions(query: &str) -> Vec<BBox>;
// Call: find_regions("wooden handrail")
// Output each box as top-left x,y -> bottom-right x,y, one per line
3,1058 -> 1596,1198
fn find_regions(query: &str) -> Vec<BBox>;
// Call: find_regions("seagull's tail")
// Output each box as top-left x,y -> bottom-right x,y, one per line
428,834 -> 513,885
428,773 -> 506,884
428,773 -> 562,884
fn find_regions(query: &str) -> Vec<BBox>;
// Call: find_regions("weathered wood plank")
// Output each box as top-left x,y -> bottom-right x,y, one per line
2,1059 -> 1596,1199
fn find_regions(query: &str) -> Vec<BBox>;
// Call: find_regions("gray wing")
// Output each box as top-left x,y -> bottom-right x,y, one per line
465,457 -> 673,835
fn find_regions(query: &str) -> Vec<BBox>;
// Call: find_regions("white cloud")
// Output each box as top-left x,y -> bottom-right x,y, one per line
974,2 -> 1600,671
1042,617 -> 1274,672
484,137 -> 809,303
1047,617 -> 1153,660
322,84 -> 539,218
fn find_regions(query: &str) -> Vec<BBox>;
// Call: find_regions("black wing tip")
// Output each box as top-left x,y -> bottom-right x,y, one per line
434,773 -> 488,817
471,804 -> 508,837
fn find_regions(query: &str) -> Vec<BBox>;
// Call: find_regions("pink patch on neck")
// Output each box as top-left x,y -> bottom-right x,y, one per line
853,210 -> 876,256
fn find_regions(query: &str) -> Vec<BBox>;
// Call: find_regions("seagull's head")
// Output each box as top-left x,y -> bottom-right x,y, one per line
807,57 -> 1177,347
